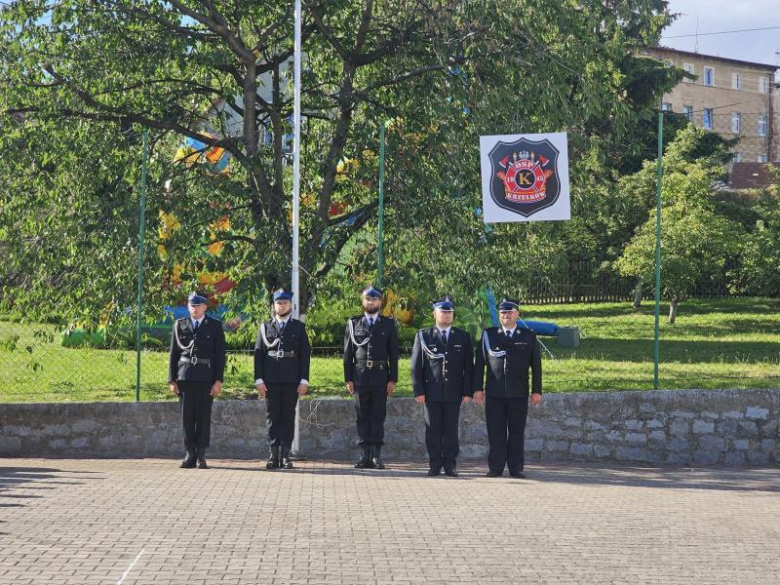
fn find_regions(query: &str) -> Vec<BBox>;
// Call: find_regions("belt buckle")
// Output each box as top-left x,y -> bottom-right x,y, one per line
274,350 -> 282,360
190,356 -> 198,365
366,359 -> 374,369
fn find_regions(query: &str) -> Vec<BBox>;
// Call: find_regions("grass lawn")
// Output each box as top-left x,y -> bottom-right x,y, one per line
1,297 -> 779,403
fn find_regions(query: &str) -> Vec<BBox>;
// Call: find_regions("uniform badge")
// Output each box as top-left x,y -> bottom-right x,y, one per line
488,138 -> 561,217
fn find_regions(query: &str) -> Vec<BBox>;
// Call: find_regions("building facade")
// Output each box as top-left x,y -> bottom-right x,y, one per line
642,47 -> 779,163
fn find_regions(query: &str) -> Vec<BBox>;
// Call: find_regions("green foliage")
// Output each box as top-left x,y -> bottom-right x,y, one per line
731,186 -> 780,296
0,0 -> 680,327
615,127 -> 742,316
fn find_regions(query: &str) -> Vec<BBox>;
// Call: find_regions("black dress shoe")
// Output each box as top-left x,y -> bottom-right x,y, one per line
354,446 -> 372,469
196,459 -> 209,469
180,452 -> 196,468
427,468 -> 441,477
371,447 -> 385,470
281,454 -> 294,469
444,468 -> 458,477
509,471 -> 526,478
485,470 -> 502,477
266,446 -> 280,469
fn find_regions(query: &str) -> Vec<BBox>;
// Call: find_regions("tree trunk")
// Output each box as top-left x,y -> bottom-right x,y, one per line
668,300 -> 678,324
633,280 -> 643,308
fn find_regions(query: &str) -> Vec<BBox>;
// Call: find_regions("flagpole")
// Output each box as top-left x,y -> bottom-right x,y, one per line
292,0 -> 301,318
291,0 -> 302,455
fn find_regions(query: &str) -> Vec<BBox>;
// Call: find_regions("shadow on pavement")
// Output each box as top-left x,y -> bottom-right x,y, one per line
521,461 -> 780,493
0,466 -> 103,509
208,459 -> 780,492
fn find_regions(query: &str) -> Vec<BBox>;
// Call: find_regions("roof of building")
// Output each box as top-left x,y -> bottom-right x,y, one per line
643,46 -> 779,72
728,163 -> 779,190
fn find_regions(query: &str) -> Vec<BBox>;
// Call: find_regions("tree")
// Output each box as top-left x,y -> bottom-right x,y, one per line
615,126 -> 741,323
0,0 -> 679,325
730,169 -> 780,296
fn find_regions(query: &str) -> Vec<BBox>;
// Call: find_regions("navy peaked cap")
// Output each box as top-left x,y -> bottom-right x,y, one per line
272,289 -> 294,301
188,292 -> 208,305
362,285 -> 383,298
497,298 -> 520,311
432,296 -> 455,311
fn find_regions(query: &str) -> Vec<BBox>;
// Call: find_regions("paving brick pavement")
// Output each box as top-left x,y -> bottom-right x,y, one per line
0,458 -> 779,585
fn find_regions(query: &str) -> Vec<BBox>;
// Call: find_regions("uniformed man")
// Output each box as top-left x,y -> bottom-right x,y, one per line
254,289 -> 311,470
343,285 -> 399,469
473,298 -> 542,478
168,292 -> 227,469
411,296 -> 474,477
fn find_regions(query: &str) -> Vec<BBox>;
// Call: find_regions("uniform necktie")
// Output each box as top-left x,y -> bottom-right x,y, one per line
369,317 -> 375,328
440,329 -> 447,344
193,320 -> 200,332
280,321 -> 286,333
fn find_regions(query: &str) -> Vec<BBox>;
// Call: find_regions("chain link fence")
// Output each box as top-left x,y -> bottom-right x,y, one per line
679,110 -> 777,164
2,108 -> 779,402
3,294 -> 780,403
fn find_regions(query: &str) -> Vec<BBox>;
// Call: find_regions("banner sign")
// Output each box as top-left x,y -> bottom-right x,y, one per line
479,132 -> 570,223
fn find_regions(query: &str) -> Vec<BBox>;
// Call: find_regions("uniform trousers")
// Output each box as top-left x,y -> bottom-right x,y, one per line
178,381 -> 214,453
424,401 -> 461,470
265,383 -> 299,448
485,396 -> 529,474
354,385 -> 387,447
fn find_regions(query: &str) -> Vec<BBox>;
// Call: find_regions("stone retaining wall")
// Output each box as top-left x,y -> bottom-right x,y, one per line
1,389 -> 777,466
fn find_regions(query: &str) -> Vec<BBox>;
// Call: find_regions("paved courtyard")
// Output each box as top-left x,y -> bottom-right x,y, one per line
0,458 -> 779,585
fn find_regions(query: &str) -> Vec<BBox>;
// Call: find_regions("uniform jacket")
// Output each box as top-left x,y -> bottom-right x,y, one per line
473,326 -> 542,398
343,315 -> 399,387
411,326 -> 474,402
254,318 -> 311,385
168,316 -> 227,384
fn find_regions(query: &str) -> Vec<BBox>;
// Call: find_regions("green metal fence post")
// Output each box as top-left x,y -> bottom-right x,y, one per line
135,129 -> 149,402
653,110 -> 664,390
376,122 -> 386,287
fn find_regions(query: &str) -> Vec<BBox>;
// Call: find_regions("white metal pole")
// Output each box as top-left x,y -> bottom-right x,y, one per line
292,0 -> 301,319
291,0 -> 303,456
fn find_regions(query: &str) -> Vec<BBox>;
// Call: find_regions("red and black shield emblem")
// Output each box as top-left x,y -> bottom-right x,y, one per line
488,137 -> 561,217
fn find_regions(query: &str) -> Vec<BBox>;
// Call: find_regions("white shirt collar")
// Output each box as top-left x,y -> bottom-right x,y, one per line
276,315 -> 291,326
437,326 -> 452,335
364,312 -> 379,322
191,317 -> 204,327
503,326 -> 516,336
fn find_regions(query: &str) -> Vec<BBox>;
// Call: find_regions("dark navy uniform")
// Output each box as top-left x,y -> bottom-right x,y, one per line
254,315 -> 311,462
343,290 -> 399,468
474,314 -> 542,476
168,307 -> 226,464
411,323 -> 473,474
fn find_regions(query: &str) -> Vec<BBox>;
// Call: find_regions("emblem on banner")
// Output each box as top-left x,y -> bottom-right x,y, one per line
488,138 -> 561,217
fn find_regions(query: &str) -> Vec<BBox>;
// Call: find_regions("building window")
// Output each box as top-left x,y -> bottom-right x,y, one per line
759,76 -> 769,93
733,152 -> 741,163
683,62 -> 695,82
703,67 -> 715,86
683,105 -> 693,120
703,108 -> 714,130
731,113 -> 741,134
757,155 -> 768,163
732,72 -> 741,90
758,115 -> 768,136
662,102 -> 673,112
